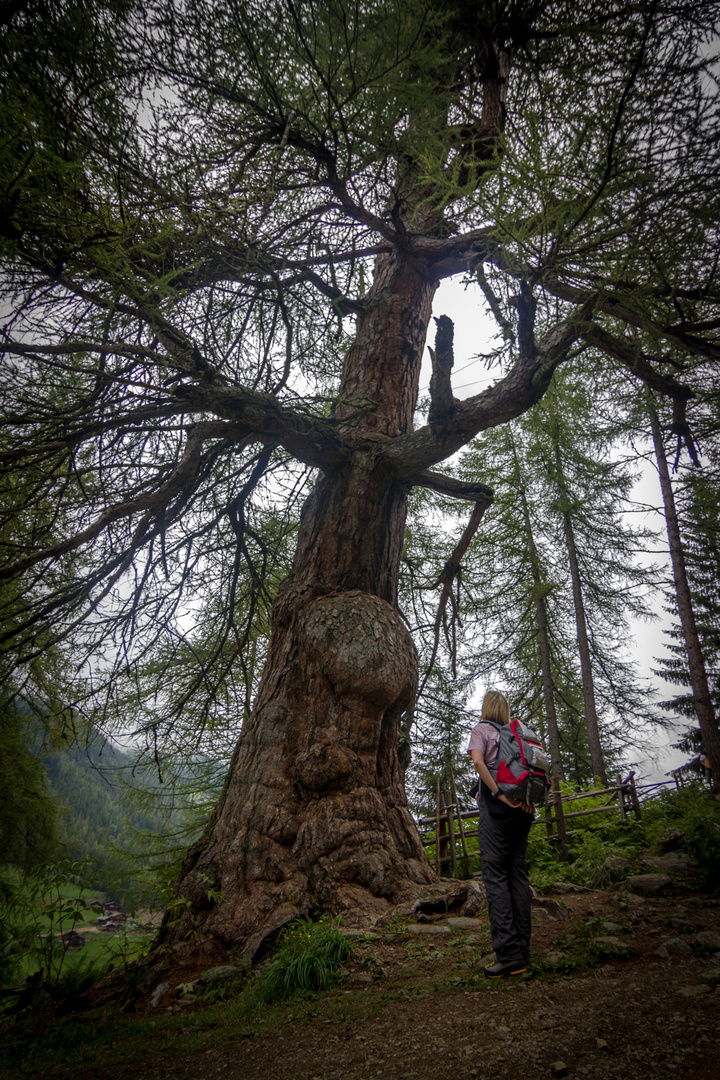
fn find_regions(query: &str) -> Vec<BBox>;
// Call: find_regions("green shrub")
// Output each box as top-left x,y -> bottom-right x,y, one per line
246,918 -> 354,1008
527,830 -> 564,891
0,870 -> 32,986
566,830 -> 619,889
641,786 -> 720,886
483,783 -> 720,893
0,859 -> 152,1019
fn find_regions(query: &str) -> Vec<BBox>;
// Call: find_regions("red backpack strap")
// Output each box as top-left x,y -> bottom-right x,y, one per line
510,719 -> 529,766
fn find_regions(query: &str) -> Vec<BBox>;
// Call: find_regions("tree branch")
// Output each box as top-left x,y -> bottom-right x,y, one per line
412,227 -> 499,277
0,403 -> 186,463
173,383 -> 344,472
417,499 -> 491,698
409,470 -> 493,505
427,315 -> 457,431
0,422 -> 251,582
0,340 -> 167,363
670,398 -> 700,469
390,297 -> 597,476
3,281 -> 344,475
545,276 -> 720,362
582,325 -> 693,400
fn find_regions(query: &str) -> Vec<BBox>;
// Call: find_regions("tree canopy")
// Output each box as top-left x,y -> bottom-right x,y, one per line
1,0 -> 719,956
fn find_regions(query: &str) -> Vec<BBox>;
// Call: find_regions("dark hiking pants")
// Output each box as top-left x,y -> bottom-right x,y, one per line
478,804 -> 532,963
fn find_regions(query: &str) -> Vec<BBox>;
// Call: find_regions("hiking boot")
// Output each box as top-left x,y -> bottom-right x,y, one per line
483,958 -> 527,978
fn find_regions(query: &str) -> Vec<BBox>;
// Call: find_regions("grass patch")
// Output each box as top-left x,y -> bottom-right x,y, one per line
695,944 -> 720,959
526,917 -> 639,980
1,1010 -> 148,1080
1,915 -> 353,1076
2,981 -> 301,1079
243,917 -> 354,1009
0,998 -> 269,1080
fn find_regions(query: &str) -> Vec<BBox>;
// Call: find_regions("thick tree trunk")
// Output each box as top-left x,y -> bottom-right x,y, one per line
160,250 -> 440,957
649,397 -> 720,793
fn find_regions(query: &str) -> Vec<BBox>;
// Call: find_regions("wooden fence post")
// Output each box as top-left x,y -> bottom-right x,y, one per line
544,787 -> 554,841
628,771 -> 642,818
552,779 -> 569,860
443,790 -> 458,878
435,776 -> 442,875
617,772 -> 627,820
449,764 -> 471,877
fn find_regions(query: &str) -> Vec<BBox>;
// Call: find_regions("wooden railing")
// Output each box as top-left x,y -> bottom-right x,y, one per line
418,772 -> 674,877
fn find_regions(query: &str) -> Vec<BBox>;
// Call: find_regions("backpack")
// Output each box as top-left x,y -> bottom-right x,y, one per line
472,719 -> 550,805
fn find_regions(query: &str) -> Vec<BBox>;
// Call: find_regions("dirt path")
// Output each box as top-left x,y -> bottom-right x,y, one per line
65,887 -> 720,1080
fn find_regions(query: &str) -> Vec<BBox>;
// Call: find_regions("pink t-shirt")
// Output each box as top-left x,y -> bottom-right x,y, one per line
467,721 -> 500,766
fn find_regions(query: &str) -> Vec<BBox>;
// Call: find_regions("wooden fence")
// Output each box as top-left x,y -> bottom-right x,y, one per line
418,771 -> 676,877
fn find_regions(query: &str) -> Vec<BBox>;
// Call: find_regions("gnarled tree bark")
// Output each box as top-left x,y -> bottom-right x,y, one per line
159,249 -> 441,956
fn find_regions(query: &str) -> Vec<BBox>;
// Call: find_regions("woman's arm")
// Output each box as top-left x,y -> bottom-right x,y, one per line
470,749 -> 498,794
470,749 -> 533,813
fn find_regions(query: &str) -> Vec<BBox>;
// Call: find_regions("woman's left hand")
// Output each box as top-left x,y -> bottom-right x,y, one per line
499,794 -> 534,813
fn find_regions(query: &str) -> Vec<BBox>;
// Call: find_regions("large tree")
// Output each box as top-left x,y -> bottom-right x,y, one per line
528,372 -> 661,782
456,372 -> 663,785
647,392 -> 720,791
1,0 -> 718,959
655,434 -> 720,727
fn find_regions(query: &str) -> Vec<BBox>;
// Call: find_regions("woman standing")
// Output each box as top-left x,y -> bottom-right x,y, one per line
467,690 -> 534,977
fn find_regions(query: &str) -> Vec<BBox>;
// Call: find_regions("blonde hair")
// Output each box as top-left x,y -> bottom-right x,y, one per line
481,690 -> 510,726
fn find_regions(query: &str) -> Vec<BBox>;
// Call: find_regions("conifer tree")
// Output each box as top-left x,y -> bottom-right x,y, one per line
0,704 -> 61,871
659,467 -> 720,722
528,373 -> 661,783
0,1 -> 717,959
457,372 -> 659,786
648,393 -> 720,789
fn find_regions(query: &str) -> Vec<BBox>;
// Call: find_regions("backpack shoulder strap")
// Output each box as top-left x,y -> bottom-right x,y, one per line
512,719 -> 544,744
480,719 -> 503,732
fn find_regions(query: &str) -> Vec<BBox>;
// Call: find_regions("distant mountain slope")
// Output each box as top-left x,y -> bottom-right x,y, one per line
40,741 -> 174,901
